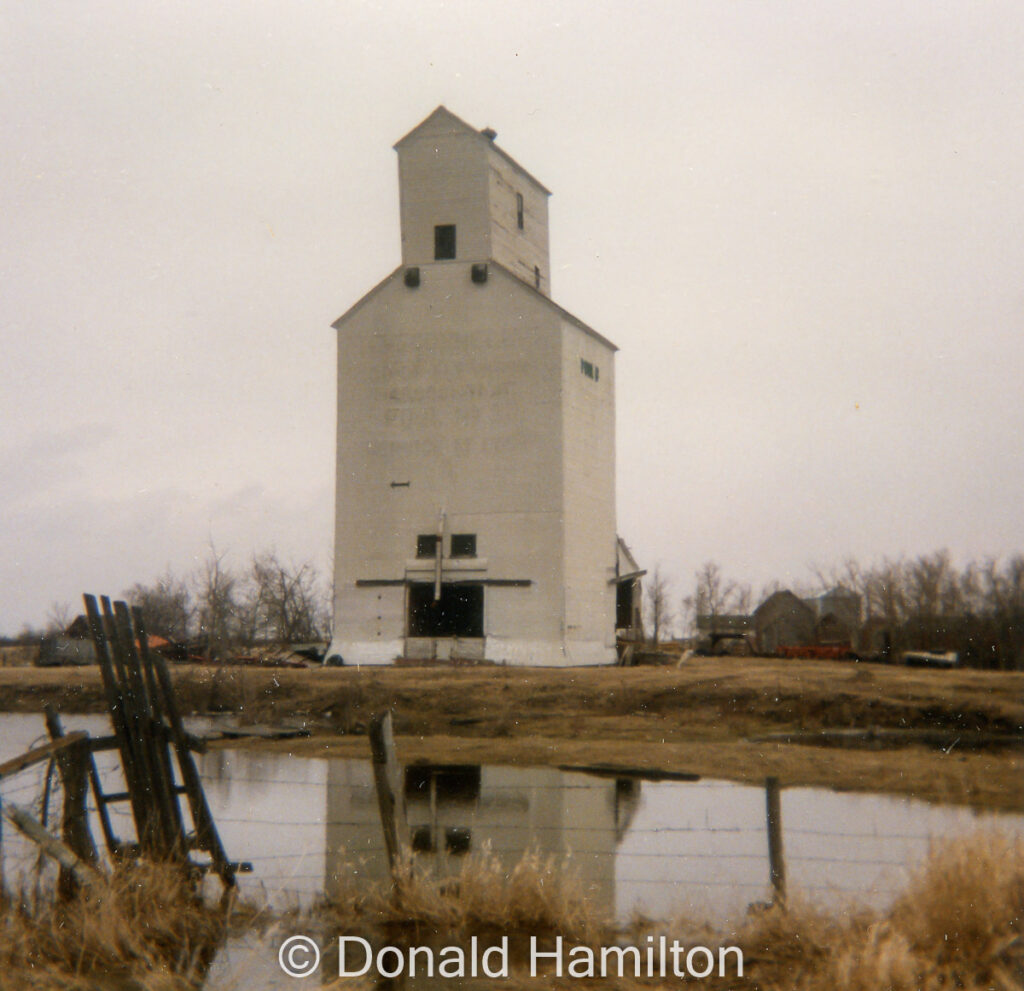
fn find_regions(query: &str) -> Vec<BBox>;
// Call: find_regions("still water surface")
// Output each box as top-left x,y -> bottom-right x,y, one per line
2,712 -> 1022,987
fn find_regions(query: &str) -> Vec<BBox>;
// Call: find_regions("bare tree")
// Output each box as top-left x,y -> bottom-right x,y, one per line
694,561 -> 738,628
906,550 -> 954,622
44,601 -> 72,635
678,593 -> 696,639
680,551 -> 1024,670
644,567 -> 672,645
196,544 -> 239,661
123,570 -> 192,640
980,555 -> 1024,669
863,556 -> 907,626
245,551 -> 329,643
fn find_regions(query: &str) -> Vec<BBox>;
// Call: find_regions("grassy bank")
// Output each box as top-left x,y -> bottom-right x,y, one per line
0,861 -> 222,990
306,829 -> 1024,990
1,657 -> 1022,809
6,830 -> 1019,989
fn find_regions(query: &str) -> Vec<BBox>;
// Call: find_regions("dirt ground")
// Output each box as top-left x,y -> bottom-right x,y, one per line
2,656 -> 1022,811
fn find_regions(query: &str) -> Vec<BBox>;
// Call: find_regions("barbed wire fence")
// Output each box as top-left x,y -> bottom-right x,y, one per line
2,721 -> 1020,921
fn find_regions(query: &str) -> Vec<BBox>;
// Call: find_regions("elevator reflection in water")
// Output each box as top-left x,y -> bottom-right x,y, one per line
192,747 -> 1024,925
322,761 -> 640,911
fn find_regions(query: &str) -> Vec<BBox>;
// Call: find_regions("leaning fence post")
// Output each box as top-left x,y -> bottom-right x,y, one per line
60,742 -> 97,899
766,776 -> 786,903
0,792 -> 5,903
368,711 -> 408,876
44,707 -> 97,899
45,704 -> 118,858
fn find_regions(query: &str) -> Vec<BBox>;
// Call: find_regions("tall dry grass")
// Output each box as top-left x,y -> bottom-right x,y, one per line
728,829 -> 1024,991
325,844 -> 605,945
0,861 -> 223,991
11,830 -> 1015,989
316,831 -> 1022,991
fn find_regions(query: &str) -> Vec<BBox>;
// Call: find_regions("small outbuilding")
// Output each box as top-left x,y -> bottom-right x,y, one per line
754,591 -> 816,654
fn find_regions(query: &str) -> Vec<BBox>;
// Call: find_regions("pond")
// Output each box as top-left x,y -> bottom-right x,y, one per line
2,712 -> 1020,922
2,711 -> 1022,987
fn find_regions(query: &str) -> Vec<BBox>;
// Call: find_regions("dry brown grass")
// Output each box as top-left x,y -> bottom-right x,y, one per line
25,829 -> 1004,990
324,845 -> 605,945
2,659 -> 1022,809
887,830 -> 1024,984
311,831 -> 1024,991
0,861 -> 223,990
724,829 -> 1024,991
7,657 -> 1022,734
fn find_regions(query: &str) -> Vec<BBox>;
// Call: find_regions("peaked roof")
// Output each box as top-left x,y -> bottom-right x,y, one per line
754,589 -> 815,619
332,261 -> 617,352
393,105 -> 552,196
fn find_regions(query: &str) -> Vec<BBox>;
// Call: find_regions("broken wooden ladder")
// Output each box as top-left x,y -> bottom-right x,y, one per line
0,595 -> 247,896
79,593 -> 246,887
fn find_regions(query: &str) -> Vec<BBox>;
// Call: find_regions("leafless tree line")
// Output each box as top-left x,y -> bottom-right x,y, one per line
120,546 -> 332,658
646,552 -> 1024,669
812,551 -> 1024,670
646,562 -> 756,646
647,562 -> 777,646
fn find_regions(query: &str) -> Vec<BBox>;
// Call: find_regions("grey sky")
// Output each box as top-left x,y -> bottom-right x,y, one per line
2,1 -> 1022,632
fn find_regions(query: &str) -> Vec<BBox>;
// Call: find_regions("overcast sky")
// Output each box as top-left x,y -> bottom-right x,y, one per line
3,1 -> 1022,633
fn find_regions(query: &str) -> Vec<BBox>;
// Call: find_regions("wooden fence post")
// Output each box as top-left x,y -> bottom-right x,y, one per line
60,743 -> 96,899
43,707 -> 97,899
368,711 -> 408,875
0,792 -> 5,904
766,776 -> 786,903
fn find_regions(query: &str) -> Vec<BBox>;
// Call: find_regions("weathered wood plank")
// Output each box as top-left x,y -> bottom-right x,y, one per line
115,601 -> 181,854
0,732 -> 89,781
102,596 -> 160,853
85,594 -> 151,844
216,724 -> 311,740
4,803 -> 102,886
138,610 -> 235,888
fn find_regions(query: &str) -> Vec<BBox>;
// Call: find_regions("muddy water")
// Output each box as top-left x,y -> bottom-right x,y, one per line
2,712 -> 1023,988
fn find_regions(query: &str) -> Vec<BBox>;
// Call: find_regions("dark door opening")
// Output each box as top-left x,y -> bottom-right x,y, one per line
408,583 -> 484,638
616,582 -> 633,630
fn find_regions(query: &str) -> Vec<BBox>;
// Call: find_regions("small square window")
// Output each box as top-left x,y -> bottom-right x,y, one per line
411,825 -> 435,853
434,224 -> 456,260
580,359 -> 599,381
450,533 -> 476,558
516,193 -> 524,230
416,534 -> 439,558
445,827 -> 472,855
